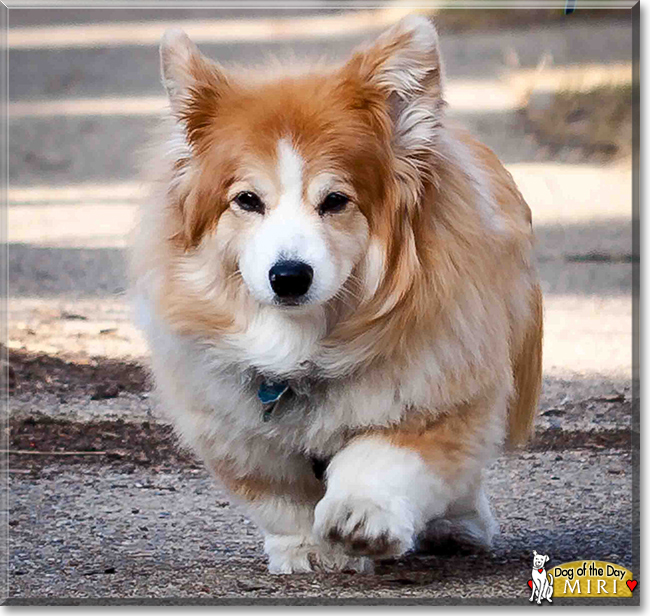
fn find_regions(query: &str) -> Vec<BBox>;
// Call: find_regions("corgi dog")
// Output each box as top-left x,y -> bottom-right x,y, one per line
130,15 -> 543,574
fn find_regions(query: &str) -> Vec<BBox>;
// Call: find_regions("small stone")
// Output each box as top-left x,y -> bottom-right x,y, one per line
91,383 -> 120,400
61,312 -> 87,320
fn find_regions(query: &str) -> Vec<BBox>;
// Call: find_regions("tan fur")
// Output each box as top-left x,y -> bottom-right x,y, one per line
455,131 -> 543,447
213,461 -> 325,503
509,283 -> 544,447
365,387 -> 507,484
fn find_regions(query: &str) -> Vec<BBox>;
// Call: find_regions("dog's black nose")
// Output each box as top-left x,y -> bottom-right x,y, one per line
269,261 -> 313,299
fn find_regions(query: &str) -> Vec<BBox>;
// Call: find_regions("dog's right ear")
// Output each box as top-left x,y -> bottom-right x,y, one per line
350,15 -> 444,107
160,29 -> 228,143
343,15 -> 445,193
533,550 -> 538,556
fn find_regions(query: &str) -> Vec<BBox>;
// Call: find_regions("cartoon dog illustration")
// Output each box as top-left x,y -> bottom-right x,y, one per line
530,550 -> 554,604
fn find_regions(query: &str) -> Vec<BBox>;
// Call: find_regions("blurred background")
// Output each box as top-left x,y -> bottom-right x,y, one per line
6,2 -> 637,601
8,4 -> 634,381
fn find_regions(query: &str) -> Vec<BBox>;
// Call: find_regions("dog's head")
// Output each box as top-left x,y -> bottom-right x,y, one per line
157,16 -> 444,312
532,551 -> 550,569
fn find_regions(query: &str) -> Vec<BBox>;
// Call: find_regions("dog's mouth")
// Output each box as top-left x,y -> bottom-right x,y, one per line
273,295 -> 311,308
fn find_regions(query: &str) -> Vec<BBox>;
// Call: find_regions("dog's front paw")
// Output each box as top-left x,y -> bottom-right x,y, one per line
264,533 -> 373,574
313,496 -> 415,558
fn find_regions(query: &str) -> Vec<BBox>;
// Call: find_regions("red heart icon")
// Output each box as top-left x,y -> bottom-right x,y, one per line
528,580 -> 533,589
626,580 -> 637,592
538,568 -> 543,573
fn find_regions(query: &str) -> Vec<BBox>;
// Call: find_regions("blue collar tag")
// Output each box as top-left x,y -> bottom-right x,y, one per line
258,380 -> 289,404
258,380 -> 289,421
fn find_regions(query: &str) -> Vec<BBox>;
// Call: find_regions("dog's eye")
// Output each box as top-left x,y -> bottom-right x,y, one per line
234,191 -> 264,214
319,192 -> 349,215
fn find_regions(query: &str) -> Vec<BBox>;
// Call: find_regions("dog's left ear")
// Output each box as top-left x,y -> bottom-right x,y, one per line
346,15 -> 444,164
545,555 -> 550,563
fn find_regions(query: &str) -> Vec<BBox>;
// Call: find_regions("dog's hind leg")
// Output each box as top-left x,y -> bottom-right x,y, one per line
416,479 -> 499,553
545,575 -> 554,602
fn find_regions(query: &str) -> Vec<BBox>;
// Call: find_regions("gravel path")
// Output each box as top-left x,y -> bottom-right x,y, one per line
8,449 -> 634,602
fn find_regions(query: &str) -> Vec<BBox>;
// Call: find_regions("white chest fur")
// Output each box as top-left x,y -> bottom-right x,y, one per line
226,304 -> 328,377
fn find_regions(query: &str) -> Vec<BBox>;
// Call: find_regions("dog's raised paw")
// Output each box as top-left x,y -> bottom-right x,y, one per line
313,496 -> 415,558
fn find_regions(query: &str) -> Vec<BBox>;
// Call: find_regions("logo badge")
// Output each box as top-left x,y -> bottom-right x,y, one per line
529,550 -> 554,604
527,554 -> 636,600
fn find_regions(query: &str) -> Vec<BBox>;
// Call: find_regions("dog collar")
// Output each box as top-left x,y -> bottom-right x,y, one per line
258,380 -> 290,422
